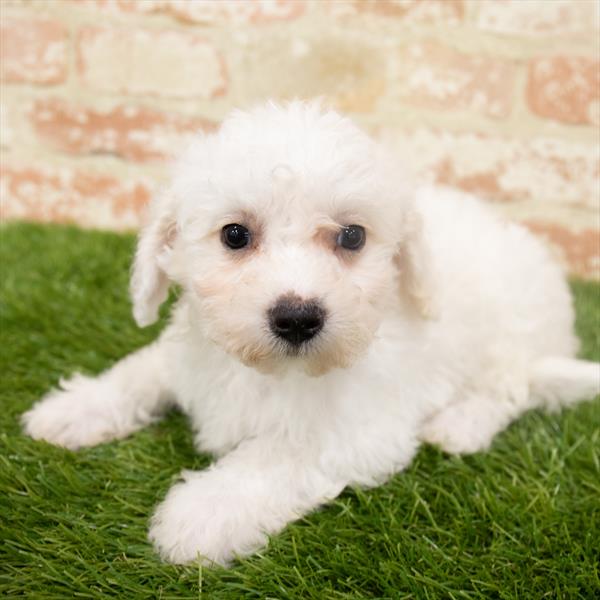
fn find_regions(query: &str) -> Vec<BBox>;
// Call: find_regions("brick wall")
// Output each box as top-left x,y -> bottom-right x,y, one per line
0,0 -> 598,278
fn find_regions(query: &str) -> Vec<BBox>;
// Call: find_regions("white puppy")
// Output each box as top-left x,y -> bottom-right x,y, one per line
23,101 -> 599,566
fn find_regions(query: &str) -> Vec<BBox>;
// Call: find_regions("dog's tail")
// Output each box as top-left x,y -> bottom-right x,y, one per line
529,357 -> 599,411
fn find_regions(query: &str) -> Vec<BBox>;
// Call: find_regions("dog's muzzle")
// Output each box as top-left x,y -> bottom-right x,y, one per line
268,295 -> 326,346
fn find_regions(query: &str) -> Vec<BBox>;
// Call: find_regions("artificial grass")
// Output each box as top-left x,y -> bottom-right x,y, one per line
1,222 -> 598,599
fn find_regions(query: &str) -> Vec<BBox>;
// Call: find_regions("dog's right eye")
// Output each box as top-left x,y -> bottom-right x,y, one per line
222,224 -> 250,249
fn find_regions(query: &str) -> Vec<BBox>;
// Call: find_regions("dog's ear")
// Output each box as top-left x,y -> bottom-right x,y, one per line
395,208 -> 439,319
130,192 -> 177,327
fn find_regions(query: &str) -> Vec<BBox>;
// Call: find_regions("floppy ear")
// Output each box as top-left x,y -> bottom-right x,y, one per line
395,208 -> 439,319
130,193 -> 177,327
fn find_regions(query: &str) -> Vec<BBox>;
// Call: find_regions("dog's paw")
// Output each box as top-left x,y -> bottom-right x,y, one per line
420,400 -> 498,455
149,472 -> 268,566
22,374 -> 127,450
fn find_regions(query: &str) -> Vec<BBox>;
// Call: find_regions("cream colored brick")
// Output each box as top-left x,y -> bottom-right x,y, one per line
236,31 -> 386,113
476,0 -> 598,35
77,26 -> 227,99
328,0 -> 464,24
396,41 -> 516,118
76,0 -> 305,24
0,103 -> 12,148
382,129 -> 599,209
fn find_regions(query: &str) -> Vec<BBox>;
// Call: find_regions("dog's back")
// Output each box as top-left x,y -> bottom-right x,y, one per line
415,184 -> 597,454
415,184 -> 578,360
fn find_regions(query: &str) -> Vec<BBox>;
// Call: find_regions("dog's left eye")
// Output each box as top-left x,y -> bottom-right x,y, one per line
337,225 -> 366,251
222,224 -> 250,249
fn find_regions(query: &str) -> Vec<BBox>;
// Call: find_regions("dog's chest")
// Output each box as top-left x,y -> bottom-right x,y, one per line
169,347 -> 337,455
164,317 -> 455,457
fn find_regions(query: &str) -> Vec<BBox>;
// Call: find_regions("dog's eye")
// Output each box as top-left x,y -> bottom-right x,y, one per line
222,224 -> 250,249
337,225 -> 365,251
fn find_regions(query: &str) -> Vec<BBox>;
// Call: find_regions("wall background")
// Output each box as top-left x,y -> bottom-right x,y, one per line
1,0 -> 598,278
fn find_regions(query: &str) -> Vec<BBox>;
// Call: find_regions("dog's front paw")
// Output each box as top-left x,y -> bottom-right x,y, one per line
149,472 -> 269,566
22,374 -> 126,450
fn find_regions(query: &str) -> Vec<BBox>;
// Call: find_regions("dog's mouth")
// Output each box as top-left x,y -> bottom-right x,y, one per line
234,330 -> 365,378
231,328 -> 331,376
278,337 -> 320,358
225,311 -> 374,377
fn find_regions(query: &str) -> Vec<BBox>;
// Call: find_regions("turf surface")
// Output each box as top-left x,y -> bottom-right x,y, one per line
1,223 -> 599,599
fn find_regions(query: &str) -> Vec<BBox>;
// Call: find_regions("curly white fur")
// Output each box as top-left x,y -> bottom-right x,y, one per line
22,101 -> 599,566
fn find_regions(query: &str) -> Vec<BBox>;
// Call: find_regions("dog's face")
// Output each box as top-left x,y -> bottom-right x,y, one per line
131,103 -> 433,376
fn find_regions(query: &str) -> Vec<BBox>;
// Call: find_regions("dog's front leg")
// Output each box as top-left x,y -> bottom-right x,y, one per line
22,336 -> 174,449
149,436 -> 346,566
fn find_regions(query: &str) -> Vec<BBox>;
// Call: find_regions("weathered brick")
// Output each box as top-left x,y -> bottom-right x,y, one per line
525,222 -> 599,279
0,103 -> 12,148
239,33 -> 386,113
6,0 -> 54,4
330,0 -> 463,24
381,129 -> 599,208
0,18 -> 68,84
0,163 -> 152,230
477,0 -> 598,35
74,0 -> 305,24
30,99 -> 216,162
527,57 -> 600,126
77,26 -> 227,99
396,42 -> 515,118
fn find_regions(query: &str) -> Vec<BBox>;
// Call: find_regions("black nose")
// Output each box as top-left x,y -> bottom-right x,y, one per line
268,297 -> 325,346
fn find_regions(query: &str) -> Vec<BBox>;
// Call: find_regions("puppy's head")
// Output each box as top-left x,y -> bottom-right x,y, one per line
131,102 -> 435,376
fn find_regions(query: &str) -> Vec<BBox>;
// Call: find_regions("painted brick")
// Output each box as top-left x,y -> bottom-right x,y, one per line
477,0 -> 598,35
0,163 -> 152,230
74,0 -> 305,24
4,0 -> 48,4
397,42 -> 515,118
0,18 -> 68,84
527,57 -> 600,126
525,222 -> 599,279
329,0 -> 463,23
0,103 -> 12,148
382,129 -> 599,208
77,26 -> 227,99
239,33 -> 386,113
30,99 -> 216,162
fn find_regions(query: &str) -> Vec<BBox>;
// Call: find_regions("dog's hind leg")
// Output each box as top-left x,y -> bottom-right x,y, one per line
420,357 -> 599,455
419,390 -> 523,455
22,339 -> 173,450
